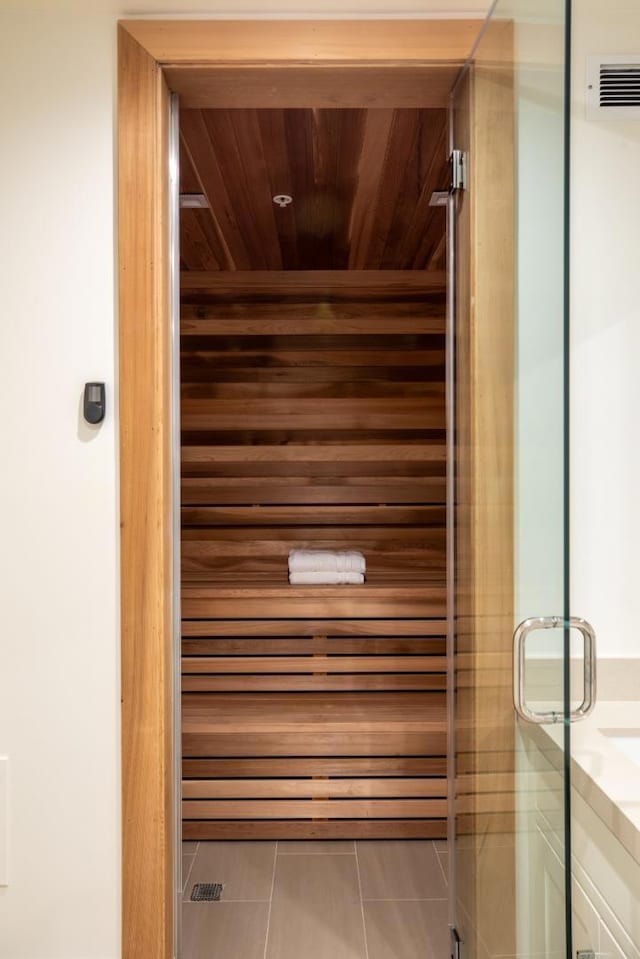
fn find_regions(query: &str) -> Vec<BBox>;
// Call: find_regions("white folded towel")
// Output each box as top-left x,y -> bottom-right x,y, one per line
288,549 -> 366,574
289,571 -> 365,585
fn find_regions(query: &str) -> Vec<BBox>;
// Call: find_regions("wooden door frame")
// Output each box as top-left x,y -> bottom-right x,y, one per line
117,18 -> 481,959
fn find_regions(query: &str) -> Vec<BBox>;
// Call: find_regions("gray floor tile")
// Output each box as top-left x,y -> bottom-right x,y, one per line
186,841 -> 276,902
266,898 -> 367,959
436,849 -> 448,885
278,840 -> 355,856
182,854 -> 197,894
182,901 -> 270,959
272,853 -> 361,905
356,840 -> 447,900
363,899 -> 449,959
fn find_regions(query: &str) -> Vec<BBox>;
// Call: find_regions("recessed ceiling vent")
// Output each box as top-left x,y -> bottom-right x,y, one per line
586,55 -> 640,119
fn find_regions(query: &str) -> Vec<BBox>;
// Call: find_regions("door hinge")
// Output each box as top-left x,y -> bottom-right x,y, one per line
451,926 -> 462,959
450,149 -> 467,192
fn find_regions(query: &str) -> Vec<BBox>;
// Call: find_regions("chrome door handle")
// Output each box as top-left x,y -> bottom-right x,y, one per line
513,616 -> 597,724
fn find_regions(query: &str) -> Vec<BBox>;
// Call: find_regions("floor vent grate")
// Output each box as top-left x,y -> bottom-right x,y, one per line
190,883 -> 224,902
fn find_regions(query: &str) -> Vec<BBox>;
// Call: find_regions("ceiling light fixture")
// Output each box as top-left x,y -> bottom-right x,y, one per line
273,194 -> 293,208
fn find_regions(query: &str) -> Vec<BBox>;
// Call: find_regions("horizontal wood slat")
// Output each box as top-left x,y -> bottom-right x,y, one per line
180,275 -> 447,838
182,757 -> 447,778
183,778 -> 446,799
181,443 -> 445,462
181,586 -> 446,619
182,655 -> 446,674
183,820 -> 448,841
182,730 -> 446,758
182,638 -> 445,655
181,270 -> 446,296
181,619 -> 446,638
181,315 -> 445,337
181,483 -> 445,507
182,799 -> 447,819
182,505 -> 445,525
182,674 -> 446,692
182,526 -> 444,543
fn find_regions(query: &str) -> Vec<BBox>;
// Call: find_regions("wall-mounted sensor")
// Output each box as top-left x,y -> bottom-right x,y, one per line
83,382 -> 106,425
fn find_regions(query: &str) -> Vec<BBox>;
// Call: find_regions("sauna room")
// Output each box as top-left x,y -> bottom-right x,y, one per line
179,102 -> 450,954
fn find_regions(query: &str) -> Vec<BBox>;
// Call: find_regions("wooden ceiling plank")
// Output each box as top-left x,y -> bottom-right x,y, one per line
407,120 -> 450,269
426,231 -> 447,273
379,111 -> 443,269
257,110 -> 299,270
180,209 -> 223,271
180,111 -> 250,270
362,109 -> 424,269
199,110 -> 280,270
179,134 -> 234,269
307,109 -> 336,269
347,109 -> 395,270
388,111 -> 449,269
330,110 -> 367,269
179,138 -> 201,194
227,110 -> 284,270
284,109 -> 318,270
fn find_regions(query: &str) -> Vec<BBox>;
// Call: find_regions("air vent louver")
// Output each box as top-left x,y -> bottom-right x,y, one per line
587,55 -> 640,119
599,63 -> 640,107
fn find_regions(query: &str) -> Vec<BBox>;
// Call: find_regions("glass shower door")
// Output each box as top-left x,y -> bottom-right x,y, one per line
449,2 -> 590,958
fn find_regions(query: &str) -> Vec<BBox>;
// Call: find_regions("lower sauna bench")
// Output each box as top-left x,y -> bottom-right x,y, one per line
181,586 -> 447,841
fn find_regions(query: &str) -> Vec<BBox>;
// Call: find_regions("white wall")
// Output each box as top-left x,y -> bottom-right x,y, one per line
570,0 -> 640,660
0,3 -> 491,957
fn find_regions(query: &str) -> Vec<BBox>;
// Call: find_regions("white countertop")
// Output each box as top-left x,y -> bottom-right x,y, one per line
543,701 -> 640,865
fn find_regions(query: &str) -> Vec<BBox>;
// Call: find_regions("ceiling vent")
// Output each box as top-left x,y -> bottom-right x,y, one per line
586,55 -> 640,119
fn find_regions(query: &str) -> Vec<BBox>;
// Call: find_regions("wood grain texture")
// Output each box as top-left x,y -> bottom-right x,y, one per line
122,19 -> 482,64
453,21 -> 516,959
179,270 -> 447,837
181,585 -> 446,619
182,778 -> 446,799
181,619 -> 446,638
179,109 -> 450,271
182,756 -> 447,778
182,798 -> 448,819
183,819 -> 447,840
118,25 -> 173,959
165,63 -> 460,109
180,269 -> 447,295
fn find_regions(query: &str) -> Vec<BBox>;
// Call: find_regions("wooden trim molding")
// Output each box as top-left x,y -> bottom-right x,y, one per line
122,18 -> 481,64
453,19 -> 516,959
118,25 -> 173,959
117,16 -> 482,959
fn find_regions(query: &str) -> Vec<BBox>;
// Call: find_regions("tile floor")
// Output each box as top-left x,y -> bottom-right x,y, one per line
182,839 -> 449,959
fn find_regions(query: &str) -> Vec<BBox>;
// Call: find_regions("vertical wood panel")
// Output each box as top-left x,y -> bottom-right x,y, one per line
118,25 -> 174,959
454,21 -> 516,959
